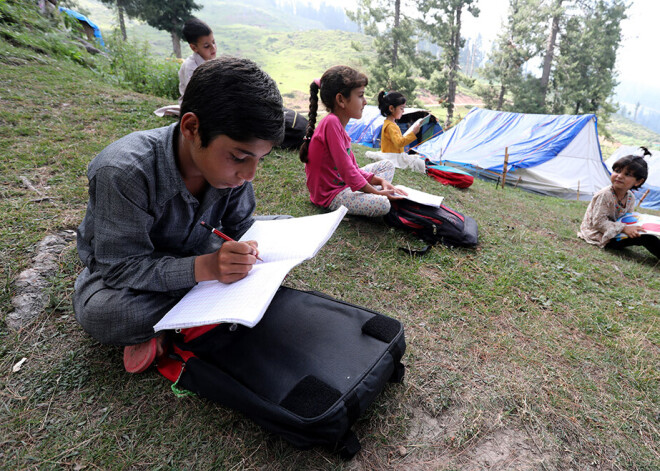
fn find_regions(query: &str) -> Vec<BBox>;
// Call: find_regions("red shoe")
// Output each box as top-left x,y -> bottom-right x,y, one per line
123,338 -> 158,373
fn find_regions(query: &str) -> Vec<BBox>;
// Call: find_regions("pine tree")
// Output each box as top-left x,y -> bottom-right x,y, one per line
539,0 -> 563,107
550,0 -> 627,131
478,0 -> 546,112
347,0 -> 421,101
418,0 -> 479,127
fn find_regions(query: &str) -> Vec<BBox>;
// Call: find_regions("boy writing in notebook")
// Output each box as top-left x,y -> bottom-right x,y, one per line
73,56 -> 285,373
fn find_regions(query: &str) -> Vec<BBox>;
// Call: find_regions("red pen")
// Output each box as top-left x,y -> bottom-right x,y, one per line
200,221 -> 263,261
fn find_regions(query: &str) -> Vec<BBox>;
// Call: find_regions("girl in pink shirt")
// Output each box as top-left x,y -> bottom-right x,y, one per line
299,66 -> 406,217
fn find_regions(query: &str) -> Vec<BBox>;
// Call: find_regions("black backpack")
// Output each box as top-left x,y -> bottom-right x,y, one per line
384,199 -> 478,249
279,108 -> 309,150
157,286 -> 406,459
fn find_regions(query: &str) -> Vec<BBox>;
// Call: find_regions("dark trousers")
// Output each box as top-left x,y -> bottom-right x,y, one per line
606,235 -> 660,259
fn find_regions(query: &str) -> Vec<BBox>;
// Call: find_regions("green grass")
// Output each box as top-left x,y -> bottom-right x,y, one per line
1,3 -> 659,470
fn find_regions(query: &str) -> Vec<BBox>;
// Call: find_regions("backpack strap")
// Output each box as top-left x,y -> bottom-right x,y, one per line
333,429 -> 361,460
388,342 -> 406,383
398,245 -> 433,256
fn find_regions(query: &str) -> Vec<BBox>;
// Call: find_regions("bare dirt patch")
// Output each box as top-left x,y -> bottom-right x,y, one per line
400,407 -> 557,470
459,427 -> 555,470
282,90 -> 310,111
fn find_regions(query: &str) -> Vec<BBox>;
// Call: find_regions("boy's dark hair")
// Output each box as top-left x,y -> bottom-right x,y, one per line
299,65 -> 368,162
377,91 -> 406,117
182,18 -> 212,44
179,56 -> 284,147
612,155 -> 648,190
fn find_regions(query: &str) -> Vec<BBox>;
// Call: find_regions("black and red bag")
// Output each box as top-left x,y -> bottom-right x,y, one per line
426,164 -> 474,189
384,199 -> 478,248
157,286 -> 406,459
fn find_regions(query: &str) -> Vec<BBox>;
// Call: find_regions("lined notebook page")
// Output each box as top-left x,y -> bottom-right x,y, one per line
394,185 -> 444,207
153,206 -> 347,331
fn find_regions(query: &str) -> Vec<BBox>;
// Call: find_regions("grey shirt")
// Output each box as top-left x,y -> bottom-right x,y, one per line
77,123 -> 256,293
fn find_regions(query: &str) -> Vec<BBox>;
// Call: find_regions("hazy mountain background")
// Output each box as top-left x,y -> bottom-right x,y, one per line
77,0 -> 660,139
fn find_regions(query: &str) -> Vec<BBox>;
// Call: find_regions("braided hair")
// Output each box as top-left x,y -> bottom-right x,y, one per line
299,66 -> 368,163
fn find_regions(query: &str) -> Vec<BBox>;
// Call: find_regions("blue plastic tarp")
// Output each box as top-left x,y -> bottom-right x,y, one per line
416,107 -> 600,172
346,105 -> 443,151
414,107 -> 611,199
59,7 -> 104,47
346,106 -> 384,148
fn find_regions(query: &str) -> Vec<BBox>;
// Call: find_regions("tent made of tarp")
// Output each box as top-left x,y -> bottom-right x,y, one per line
605,146 -> 660,210
346,105 -> 443,152
59,7 -> 105,46
414,107 -> 610,200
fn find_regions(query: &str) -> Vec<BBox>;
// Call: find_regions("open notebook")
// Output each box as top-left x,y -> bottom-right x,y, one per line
394,185 -> 444,207
154,206 -> 348,331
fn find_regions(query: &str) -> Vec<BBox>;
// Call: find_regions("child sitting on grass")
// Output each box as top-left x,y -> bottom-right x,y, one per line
299,66 -> 406,218
74,56 -> 285,373
578,155 -> 659,258
377,90 -> 423,154
178,18 -> 217,104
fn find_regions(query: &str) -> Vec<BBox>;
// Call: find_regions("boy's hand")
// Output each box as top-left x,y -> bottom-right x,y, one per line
195,240 -> 259,283
622,225 -> 644,238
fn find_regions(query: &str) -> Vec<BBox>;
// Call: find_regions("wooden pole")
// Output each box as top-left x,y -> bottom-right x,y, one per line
501,147 -> 509,189
636,189 -> 650,208
514,176 -> 522,188
576,180 -> 580,201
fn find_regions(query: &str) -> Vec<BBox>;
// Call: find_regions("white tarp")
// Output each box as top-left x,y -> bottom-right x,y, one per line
415,108 -> 612,200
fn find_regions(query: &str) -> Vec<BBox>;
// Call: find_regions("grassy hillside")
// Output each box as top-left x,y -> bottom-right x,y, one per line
1,3 -> 659,470
607,113 -> 660,150
78,0 -> 327,37
77,0 -> 373,95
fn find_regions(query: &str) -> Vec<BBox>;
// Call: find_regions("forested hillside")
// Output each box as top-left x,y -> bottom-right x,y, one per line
72,0 -> 660,148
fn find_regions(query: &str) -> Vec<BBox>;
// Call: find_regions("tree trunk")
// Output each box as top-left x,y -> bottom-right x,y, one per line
497,84 -> 506,110
118,1 -> 127,41
171,30 -> 182,58
445,6 -> 462,128
540,0 -> 563,106
392,0 -> 400,67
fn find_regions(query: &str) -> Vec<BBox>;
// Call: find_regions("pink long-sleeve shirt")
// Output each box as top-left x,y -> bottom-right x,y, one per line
305,113 -> 374,207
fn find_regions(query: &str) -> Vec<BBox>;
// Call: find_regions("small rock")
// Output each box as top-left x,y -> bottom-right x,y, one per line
398,446 -> 408,457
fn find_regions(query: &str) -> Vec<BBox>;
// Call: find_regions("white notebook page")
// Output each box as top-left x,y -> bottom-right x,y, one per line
153,206 -> 347,331
394,185 -> 444,207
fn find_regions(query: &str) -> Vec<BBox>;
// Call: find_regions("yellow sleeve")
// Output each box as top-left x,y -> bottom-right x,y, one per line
381,121 -> 416,153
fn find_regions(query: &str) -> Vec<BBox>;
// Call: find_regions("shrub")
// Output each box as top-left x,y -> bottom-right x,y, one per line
94,31 -> 180,101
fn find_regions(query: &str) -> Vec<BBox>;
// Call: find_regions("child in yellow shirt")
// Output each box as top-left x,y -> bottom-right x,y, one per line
377,91 -> 423,153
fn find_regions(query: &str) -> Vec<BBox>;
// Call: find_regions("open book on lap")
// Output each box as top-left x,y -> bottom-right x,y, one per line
615,212 -> 660,240
153,206 -> 348,331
